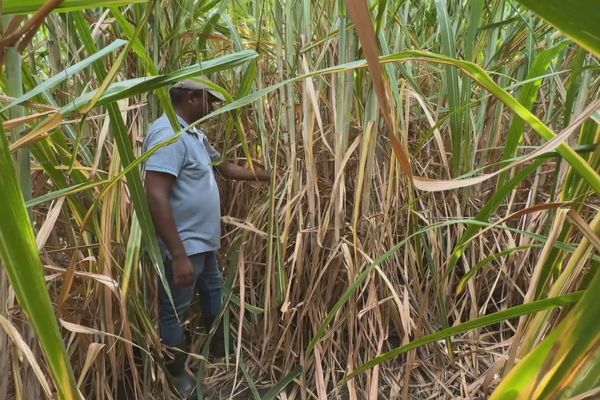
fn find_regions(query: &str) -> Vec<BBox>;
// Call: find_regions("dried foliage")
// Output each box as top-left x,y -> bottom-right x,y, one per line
0,1 -> 599,399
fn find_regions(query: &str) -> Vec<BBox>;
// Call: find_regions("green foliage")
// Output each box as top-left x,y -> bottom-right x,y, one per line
2,0 -> 148,14
0,125 -> 81,399
1,0 -> 599,398
515,0 -> 600,57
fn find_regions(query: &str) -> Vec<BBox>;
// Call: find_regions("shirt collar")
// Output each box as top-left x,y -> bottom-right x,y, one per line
176,114 -> 202,137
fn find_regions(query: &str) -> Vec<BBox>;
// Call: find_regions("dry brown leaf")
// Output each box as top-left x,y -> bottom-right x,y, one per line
44,264 -> 119,294
0,315 -> 53,399
2,110 -> 56,129
77,343 -> 105,387
313,345 -> 328,400
567,210 -> 600,252
406,90 -> 451,177
36,197 -> 65,251
0,95 -> 59,112
9,113 -> 63,151
221,215 -> 267,236
412,99 -> 600,191
59,319 -> 152,358
346,0 -> 413,181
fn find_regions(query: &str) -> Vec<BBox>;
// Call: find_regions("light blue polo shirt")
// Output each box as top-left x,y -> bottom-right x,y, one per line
143,114 -> 221,258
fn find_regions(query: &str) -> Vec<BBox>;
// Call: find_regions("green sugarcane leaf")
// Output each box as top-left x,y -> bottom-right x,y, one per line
514,0 -> 600,58
238,355 -> 261,400
60,50 -> 258,114
344,291 -> 583,383
0,123 -> 82,399
434,0 -> 465,173
497,41 -> 569,188
25,179 -> 110,208
306,217 -> 590,355
457,244 -> 543,294
261,366 -> 303,400
2,0 -> 147,14
448,159 -> 546,276
71,8 -> 175,308
0,39 -> 127,113
491,267 -> 600,399
186,50 -> 600,194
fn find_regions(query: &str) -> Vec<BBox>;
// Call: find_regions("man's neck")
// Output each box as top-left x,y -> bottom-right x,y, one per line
174,108 -> 193,126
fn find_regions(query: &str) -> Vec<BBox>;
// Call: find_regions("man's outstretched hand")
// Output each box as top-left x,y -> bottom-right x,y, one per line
216,161 -> 272,182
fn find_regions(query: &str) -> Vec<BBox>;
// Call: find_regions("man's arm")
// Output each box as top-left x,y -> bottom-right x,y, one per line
215,161 -> 271,182
145,171 -> 195,287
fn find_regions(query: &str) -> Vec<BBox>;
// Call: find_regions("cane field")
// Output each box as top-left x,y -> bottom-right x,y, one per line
1,0 -> 600,399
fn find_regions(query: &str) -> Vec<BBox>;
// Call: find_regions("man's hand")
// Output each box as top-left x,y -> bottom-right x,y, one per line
215,161 -> 272,182
172,254 -> 196,287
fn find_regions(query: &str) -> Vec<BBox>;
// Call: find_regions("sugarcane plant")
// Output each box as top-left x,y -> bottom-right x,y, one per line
0,0 -> 599,399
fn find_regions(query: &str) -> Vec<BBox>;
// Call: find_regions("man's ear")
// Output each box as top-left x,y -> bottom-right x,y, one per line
187,91 -> 196,104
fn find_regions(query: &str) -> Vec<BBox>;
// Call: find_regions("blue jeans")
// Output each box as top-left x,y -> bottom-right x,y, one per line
158,251 -> 223,346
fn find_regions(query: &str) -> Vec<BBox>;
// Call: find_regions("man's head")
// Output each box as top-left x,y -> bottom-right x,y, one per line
169,79 -> 225,123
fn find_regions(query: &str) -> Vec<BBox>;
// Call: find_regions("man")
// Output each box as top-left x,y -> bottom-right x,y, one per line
143,79 -> 270,398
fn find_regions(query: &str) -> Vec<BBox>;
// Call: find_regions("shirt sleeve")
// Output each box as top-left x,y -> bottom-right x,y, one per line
143,127 -> 186,177
203,136 -> 221,163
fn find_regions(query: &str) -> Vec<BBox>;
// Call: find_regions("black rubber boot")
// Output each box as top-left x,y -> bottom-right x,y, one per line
165,342 -> 197,399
